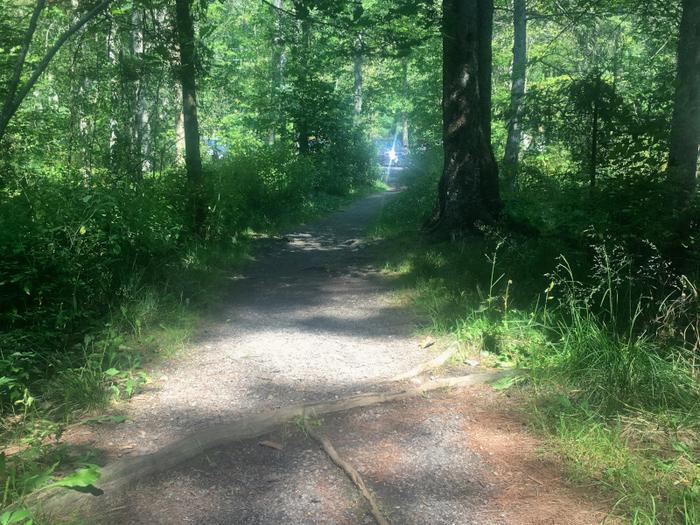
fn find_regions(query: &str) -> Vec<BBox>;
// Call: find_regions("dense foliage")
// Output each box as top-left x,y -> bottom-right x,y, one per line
0,0 -> 698,521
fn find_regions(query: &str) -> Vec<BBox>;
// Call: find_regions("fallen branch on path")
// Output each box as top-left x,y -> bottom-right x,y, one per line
34,370 -> 516,519
307,427 -> 391,525
390,343 -> 459,381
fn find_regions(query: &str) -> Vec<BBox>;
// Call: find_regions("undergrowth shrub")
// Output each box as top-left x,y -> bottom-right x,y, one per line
375,154 -> 700,523
0,139 -> 377,416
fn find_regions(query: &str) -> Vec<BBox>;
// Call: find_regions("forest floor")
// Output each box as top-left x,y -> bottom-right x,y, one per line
50,174 -> 614,524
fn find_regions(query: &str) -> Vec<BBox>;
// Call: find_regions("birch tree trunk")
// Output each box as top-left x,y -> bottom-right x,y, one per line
352,1 -> 364,122
268,0 -> 285,144
293,0 -> 310,154
502,0 -> 526,181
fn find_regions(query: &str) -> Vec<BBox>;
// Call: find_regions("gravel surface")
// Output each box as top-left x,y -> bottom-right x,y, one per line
88,186 -> 432,456
94,388 -> 610,525
95,427 -> 375,525
64,183 -> 612,524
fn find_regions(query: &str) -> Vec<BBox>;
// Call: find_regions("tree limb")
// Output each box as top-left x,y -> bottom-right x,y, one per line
0,0 -> 112,142
1,0 -> 47,123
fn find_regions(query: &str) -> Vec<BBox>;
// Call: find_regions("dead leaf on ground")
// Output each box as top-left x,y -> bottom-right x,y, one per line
418,336 -> 436,349
258,440 -> 283,451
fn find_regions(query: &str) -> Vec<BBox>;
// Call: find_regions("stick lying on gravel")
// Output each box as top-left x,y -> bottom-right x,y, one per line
389,343 -> 459,382
308,428 -> 391,525
35,370 -> 516,519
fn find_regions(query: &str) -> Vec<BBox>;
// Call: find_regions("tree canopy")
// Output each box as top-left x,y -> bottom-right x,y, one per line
0,0 -> 699,520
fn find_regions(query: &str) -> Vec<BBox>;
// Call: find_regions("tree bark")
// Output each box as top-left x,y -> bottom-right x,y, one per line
131,7 -> 150,176
268,0 -> 285,144
429,0 -> 502,234
477,0 -> 494,141
352,1 -> 364,121
667,0 -> 700,204
293,0 -> 310,154
502,0 -> 526,180
0,0 -> 111,143
401,57 -> 409,149
175,0 -> 205,233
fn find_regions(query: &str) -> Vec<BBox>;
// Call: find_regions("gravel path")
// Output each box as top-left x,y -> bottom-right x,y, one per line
87,184 -> 431,457
64,183 -> 612,524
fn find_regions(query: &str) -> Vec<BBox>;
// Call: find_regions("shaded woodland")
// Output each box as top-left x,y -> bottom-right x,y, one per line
0,0 -> 698,522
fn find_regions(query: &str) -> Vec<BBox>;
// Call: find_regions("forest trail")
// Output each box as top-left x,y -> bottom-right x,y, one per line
58,177 -> 612,524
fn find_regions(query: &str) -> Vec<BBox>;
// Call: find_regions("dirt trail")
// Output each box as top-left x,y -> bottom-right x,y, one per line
59,182 -> 613,524
77,185 -> 430,457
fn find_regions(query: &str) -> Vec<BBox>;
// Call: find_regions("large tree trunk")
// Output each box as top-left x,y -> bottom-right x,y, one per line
175,0 -> 205,233
502,0 -> 526,180
667,0 -> 700,205
429,0 -> 501,233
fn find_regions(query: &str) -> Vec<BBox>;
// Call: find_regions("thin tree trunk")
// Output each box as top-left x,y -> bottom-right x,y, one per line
502,0 -> 526,180
131,7 -> 149,176
353,37 -> 363,118
429,0 -> 501,234
667,0 -> 700,205
293,0 -> 310,154
107,16 -> 119,169
352,1 -> 364,121
175,107 -> 186,162
175,0 -> 205,233
0,0 -> 46,142
590,88 -> 598,188
401,57 -> 409,149
269,0 -> 285,144
477,0 -> 494,141
402,115 -> 409,150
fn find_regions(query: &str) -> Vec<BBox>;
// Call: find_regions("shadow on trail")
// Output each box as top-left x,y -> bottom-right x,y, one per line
94,390 -> 498,525
70,179 -> 505,524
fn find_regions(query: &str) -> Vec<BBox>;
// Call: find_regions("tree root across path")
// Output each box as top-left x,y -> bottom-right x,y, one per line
35,370 -> 516,520
307,428 -> 392,525
389,343 -> 459,382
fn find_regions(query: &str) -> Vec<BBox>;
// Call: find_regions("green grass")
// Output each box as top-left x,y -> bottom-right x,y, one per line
0,178 -> 382,520
372,163 -> 700,524
530,398 -> 700,524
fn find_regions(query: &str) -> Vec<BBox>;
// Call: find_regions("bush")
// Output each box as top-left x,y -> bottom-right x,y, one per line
0,138 -> 377,414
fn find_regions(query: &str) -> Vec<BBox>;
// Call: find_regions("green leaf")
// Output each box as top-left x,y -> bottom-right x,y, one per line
103,368 -> 120,377
21,462 -> 57,492
0,508 -> 31,525
49,464 -> 101,489
491,374 -> 518,391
